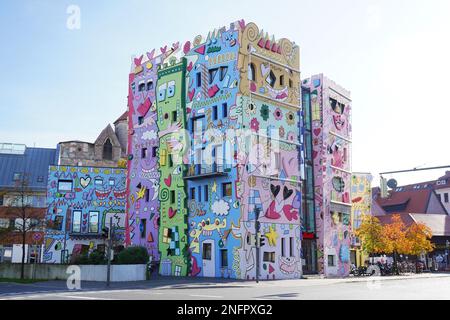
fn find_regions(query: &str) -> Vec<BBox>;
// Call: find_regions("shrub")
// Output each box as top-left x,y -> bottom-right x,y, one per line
70,250 -> 106,265
116,246 -> 149,265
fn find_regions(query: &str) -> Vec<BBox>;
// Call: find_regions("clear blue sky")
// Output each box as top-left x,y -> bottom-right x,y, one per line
1,0 -> 449,186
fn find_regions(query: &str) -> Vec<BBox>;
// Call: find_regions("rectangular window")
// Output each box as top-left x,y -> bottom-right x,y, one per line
170,190 -> 176,204
280,75 -> 284,86
53,216 -> 64,231
212,105 -> 218,121
198,186 -> 202,202
190,187 -> 196,201
221,249 -> 228,267
88,211 -> 99,233
438,194 -> 442,202
289,237 -> 294,257
196,72 -> 202,87
209,68 -> 218,84
263,251 -> 275,263
140,219 -> 146,239
152,146 -> 158,158
13,173 -> 22,181
168,154 -> 173,167
145,188 -> 150,202
219,66 -> 228,81
281,238 -> 286,257
202,243 -> 212,260
289,78 -> 293,88
0,195 -> 3,206
57,180 -> 73,192
138,116 -> 144,125
172,110 -> 177,123
222,103 -> 228,118
222,182 -> 232,197
141,147 -> 148,159
445,193 -> 449,203
204,185 -> 209,202
72,210 -> 82,233
328,255 -> 335,267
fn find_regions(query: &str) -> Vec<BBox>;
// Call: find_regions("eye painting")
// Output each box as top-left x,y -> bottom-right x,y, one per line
167,81 -> 176,98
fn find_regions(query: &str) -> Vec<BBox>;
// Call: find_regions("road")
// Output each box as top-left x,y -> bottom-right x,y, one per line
1,274 -> 450,300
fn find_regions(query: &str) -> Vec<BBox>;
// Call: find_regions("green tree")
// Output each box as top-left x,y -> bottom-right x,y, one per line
355,214 -> 384,263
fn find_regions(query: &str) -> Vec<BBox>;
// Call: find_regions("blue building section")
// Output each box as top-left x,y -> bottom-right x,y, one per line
184,28 -> 242,278
43,165 -> 126,263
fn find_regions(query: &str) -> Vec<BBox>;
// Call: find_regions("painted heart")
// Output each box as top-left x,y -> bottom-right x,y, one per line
160,45 -> 167,54
172,42 -> 180,51
137,98 -> 151,116
261,63 -> 270,76
134,55 -> 143,66
313,128 -> 321,136
238,19 -> 246,30
270,184 -> 281,197
188,88 -> 195,101
187,61 -> 193,72
164,174 -> 172,187
207,85 -> 219,98
283,186 -> 293,200
146,49 -> 155,60
312,150 -> 318,159
183,41 -> 191,54
168,207 -> 177,219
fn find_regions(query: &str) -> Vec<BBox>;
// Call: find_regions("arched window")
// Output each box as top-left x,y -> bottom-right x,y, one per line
103,139 -> 113,160
248,63 -> 256,81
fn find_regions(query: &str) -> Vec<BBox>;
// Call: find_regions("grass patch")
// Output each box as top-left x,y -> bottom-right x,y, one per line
0,278 -> 48,284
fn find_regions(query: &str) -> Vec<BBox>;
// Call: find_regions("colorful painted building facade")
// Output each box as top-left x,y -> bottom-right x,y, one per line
350,172 -> 372,267
43,165 -> 126,263
125,20 -> 304,279
303,75 -> 352,277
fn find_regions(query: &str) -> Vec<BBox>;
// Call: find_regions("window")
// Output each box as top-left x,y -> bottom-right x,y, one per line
289,237 -> 294,257
280,75 -> 284,86
0,218 -> 9,228
289,78 -> 293,88
72,211 -> 82,233
445,193 -> 449,203
13,173 -> 22,181
221,249 -> 228,267
152,146 -> 158,158
438,194 -> 442,202
266,70 -> 276,87
53,216 -> 64,231
222,182 -> 232,197
58,180 -> 73,192
222,103 -> 228,118
196,72 -> 202,87
168,154 -> 173,167
103,139 -> 113,160
208,68 -> 218,84
146,80 -> 153,91
202,243 -> 212,260
248,63 -> 256,81
190,187 -> 196,200
204,185 -> 209,202
197,186 -> 202,202
0,195 -> 3,206
141,147 -> 148,159
108,178 -> 115,186
138,116 -> 144,125
140,219 -> 146,239
212,105 -> 218,121
172,110 -> 177,123
145,188 -> 150,202
88,211 -> 99,233
281,238 -> 286,257
138,82 -> 145,92
263,251 -> 275,263
170,190 -> 176,204
219,66 -> 228,81
328,255 -> 335,267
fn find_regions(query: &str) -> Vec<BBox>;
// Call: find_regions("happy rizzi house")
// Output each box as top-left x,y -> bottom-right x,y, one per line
125,20 -> 305,279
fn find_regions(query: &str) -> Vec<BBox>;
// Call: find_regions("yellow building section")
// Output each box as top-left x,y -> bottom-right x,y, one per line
351,173 -> 373,267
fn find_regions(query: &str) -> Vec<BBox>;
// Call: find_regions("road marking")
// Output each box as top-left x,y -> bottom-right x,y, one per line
62,295 -> 113,300
189,294 -> 223,298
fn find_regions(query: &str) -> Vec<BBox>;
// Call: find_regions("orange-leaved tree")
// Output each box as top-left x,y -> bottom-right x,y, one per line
381,214 -> 412,274
406,222 -> 434,257
355,214 -> 384,263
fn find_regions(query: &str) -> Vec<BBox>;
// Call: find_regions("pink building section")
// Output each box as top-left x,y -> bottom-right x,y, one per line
304,74 -> 352,277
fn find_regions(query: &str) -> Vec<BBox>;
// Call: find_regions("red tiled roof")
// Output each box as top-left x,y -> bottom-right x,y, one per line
377,213 -> 415,228
114,111 -> 128,124
378,213 -> 450,237
375,188 -> 432,213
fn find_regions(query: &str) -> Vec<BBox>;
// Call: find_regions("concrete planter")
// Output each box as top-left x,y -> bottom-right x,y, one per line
0,264 -> 146,282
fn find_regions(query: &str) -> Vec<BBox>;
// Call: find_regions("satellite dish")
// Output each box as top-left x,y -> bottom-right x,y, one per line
387,179 -> 398,189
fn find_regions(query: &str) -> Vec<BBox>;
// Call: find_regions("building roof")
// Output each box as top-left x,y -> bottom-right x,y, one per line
114,111 -> 128,124
374,186 -> 447,215
0,146 -> 56,191
377,213 -> 450,237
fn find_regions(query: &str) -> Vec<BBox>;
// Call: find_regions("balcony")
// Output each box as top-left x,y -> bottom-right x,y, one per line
184,163 -> 230,180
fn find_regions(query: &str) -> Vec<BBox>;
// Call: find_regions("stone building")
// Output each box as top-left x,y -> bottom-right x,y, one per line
57,112 -> 128,168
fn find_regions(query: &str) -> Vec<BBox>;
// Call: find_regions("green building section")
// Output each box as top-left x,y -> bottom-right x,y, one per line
156,58 -> 190,276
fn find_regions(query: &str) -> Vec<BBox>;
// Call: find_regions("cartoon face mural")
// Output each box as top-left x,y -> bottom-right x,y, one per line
43,166 -> 126,263
156,58 -> 190,277
304,74 -> 352,277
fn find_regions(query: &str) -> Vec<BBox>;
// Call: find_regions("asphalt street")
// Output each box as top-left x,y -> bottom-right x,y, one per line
1,274 -> 450,300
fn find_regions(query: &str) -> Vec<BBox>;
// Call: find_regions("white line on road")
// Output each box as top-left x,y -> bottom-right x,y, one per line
189,294 -> 223,298
62,295 -> 113,300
